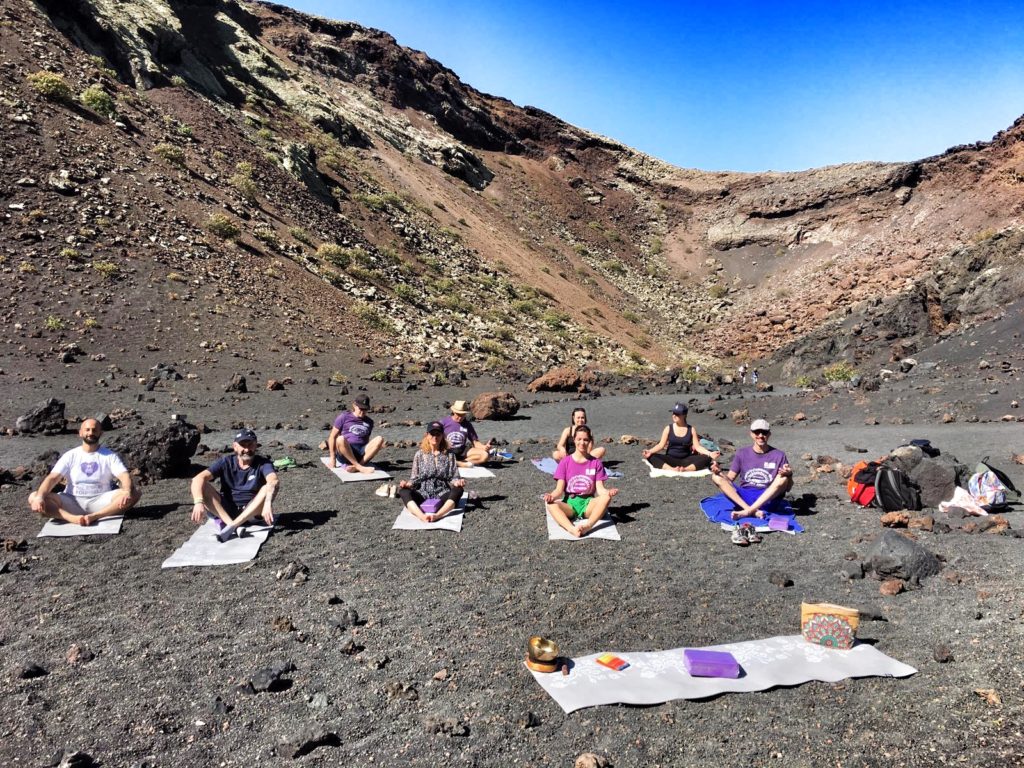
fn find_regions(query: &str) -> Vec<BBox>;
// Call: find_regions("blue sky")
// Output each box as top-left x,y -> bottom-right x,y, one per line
280,1 -> 1024,172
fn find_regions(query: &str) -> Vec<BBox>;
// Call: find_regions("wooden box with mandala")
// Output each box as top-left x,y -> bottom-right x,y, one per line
800,602 -> 860,649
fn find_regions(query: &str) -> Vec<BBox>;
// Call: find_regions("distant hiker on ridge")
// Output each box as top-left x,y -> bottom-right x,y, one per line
28,417 -> 141,526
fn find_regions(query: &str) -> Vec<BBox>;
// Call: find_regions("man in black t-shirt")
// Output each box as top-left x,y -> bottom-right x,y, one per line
189,428 -> 279,542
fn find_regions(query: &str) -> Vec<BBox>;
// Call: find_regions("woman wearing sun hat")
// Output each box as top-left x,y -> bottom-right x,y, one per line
642,402 -> 719,472
441,400 -> 493,467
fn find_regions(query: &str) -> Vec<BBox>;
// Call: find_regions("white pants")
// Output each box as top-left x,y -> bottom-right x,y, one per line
57,489 -> 119,515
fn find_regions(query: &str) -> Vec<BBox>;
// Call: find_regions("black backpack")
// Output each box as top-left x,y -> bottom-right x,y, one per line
874,465 -> 921,511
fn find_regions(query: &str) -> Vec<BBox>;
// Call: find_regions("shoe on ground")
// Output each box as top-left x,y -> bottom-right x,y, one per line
731,526 -> 749,546
743,523 -> 762,544
375,483 -> 390,497
217,525 -> 237,543
387,483 -> 398,498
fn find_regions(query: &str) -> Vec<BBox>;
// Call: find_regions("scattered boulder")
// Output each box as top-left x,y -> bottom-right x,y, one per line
575,753 -> 613,768
933,644 -> 954,663
888,445 -> 924,475
527,367 -> 594,393
17,662 -> 49,679
65,644 -> 95,666
731,408 -> 749,425
880,578 -> 904,596
880,511 -> 909,528
423,713 -> 469,737
279,728 -> 341,758
768,571 -> 793,588
225,374 -> 247,393
840,561 -> 864,580
266,379 -> 285,391
910,456 -> 966,508
108,420 -> 200,482
908,515 -> 934,532
16,398 -> 66,434
245,661 -> 295,693
470,392 -> 520,420
867,529 -> 942,585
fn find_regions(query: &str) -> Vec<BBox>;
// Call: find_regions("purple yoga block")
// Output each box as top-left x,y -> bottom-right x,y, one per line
420,498 -> 442,515
768,515 -> 790,531
683,649 -> 740,678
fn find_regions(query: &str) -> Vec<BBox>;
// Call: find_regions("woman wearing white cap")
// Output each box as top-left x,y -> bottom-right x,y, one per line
642,402 -> 719,472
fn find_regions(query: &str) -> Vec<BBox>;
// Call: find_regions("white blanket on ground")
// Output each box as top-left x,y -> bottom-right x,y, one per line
546,509 -> 620,541
320,456 -> 391,481
458,465 -> 495,479
38,516 -> 124,537
938,486 -> 989,516
392,499 -> 466,532
643,459 -> 711,478
530,634 -> 917,713
161,520 -> 273,568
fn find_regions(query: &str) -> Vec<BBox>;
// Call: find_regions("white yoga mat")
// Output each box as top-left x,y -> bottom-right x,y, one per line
643,459 -> 711,478
530,634 -> 917,713
718,522 -> 797,535
546,508 -> 620,541
392,499 -> 466,532
458,465 -> 495,479
320,456 -> 391,481
161,520 -> 273,568
38,516 -> 124,537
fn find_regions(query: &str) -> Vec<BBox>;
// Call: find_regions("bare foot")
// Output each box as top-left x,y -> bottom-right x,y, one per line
753,510 -> 766,519
77,514 -> 91,526
343,464 -> 358,473
358,466 -> 375,475
576,522 -> 593,536
607,488 -> 619,498
424,514 -> 435,523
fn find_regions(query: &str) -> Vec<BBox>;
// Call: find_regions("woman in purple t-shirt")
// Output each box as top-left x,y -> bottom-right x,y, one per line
543,425 -> 619,537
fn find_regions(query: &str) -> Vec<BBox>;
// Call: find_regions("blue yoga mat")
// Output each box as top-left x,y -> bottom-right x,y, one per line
699,491 -> 804,533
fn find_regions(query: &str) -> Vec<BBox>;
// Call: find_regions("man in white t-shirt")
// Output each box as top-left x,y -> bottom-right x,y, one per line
28,418 -> 140,526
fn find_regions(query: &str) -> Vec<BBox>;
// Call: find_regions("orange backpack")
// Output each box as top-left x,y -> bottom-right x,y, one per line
847,460 -> 879,507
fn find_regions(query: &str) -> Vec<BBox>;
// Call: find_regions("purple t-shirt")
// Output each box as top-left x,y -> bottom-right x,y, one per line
730,445 -> 788,489
333,410 -> 374,448
442,415 -> 478,456
554,455 -> 607,498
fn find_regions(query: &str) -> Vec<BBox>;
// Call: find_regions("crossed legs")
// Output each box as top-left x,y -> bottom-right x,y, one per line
546,490 -> 617,538
32,488 -> 141,526
712,473 -> 792,519
334,436 -> 386,474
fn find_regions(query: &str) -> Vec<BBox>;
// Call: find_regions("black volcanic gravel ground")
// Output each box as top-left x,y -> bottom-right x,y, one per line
2,387 -> 1023,767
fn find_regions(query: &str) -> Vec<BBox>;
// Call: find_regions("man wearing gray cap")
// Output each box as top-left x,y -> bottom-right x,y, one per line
189,428 -> 279,542
711,419 -> 792,519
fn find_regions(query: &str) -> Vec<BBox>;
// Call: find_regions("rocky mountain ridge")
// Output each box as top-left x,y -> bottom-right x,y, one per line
3,0 -> 1024,386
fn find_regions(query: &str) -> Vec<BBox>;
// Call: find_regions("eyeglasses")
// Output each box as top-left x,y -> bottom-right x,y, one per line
751,430 -> 770,436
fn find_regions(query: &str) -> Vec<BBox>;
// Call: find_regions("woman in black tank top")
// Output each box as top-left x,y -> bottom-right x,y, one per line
552,407 -> 607,461
642,402 -> 719,472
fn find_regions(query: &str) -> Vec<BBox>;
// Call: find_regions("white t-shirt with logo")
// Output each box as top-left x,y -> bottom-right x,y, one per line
52,446 -> 128,498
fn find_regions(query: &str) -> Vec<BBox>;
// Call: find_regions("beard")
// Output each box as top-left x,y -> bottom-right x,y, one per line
83,436 -> 100,445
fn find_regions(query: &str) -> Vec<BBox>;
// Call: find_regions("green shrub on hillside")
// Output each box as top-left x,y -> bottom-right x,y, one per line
80,85 -> 115,116
153,143 -> 186,167
823,362 -> 857,382
27,71 -> 72,102
206,214 -> 241,241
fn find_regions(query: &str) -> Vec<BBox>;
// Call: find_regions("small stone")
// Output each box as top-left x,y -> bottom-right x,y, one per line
794,412 -> 806,421
17,662 -> 48,679
859,606 -> 886,622
840,561 -> 864,580
908,515 -> 934,532
768,571 -> 793,588
574,753 -> 612,768
941,413 -> 955,423
933,644 -> 954,663
978,360 -> 991,370
65,643 -> 95,666
517,711 -> 542,729
271,616 -> 294,632
880,511 -> 910,528
423,713 -> 469,737
432,668 -> 449,681
308,691 -> 330,709
278,728 -> 341,758
844,445 -> 868,453
879,579 -> 904,596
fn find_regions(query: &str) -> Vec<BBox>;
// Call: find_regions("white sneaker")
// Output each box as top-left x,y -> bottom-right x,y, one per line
375,483 -> 390,497
388,483 -> 398,498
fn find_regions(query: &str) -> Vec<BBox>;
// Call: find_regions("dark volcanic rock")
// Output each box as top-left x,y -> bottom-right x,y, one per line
225,374 -> 248,393
279,727 -> 341,758
470,391 -> 520,420
109,421 -> 201,482
16,398 -> 66,434
866,529 -> 942,585
910,456 -> 966,507
17,662 -> 49,679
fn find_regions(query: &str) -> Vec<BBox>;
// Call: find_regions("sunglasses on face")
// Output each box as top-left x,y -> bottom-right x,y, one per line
751,430 -> 770,436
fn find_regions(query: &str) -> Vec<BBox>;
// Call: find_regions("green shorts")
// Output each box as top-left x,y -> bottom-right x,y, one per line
565,495 -> 591,519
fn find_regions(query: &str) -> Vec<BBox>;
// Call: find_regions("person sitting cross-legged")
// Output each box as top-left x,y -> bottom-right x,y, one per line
190,428 -> 279,542
711,419 -> 792,520
544,425 -> 619,538
28,417 -> 141,526
397,421 -> 466,523
328,393 -> 385,474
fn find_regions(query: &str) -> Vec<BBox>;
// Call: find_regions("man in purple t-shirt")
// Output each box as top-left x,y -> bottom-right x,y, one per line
711,418 -> 792,519
328,393 -> 386,473
441,400 -> 492,467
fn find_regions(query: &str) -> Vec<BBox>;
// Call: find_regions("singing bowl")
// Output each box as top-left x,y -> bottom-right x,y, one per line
527,635 -> 559,662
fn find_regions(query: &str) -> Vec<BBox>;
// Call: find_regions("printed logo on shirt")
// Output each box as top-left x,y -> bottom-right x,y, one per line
567,475 -> 596,496
247,474 -> 256,482
447,431 -> 466,448
81,461 -> 99,476
743,468 -> 775,487
349,423 -> 370,438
